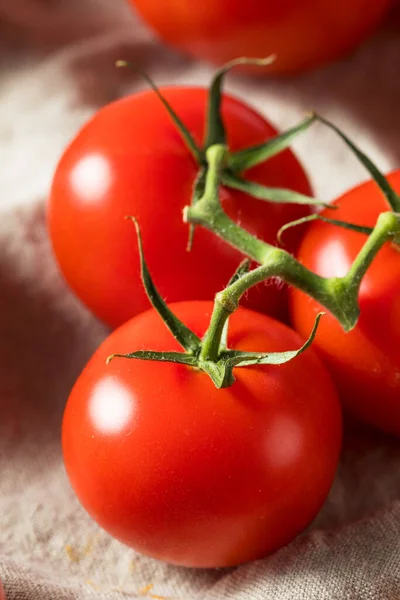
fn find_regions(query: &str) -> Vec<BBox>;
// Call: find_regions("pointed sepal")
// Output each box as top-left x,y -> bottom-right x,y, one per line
116,60 -> 203,164
228,114 -> 316,172
204,56 -> 276,149
316,114 -> 400,213
127,217 -> 201,353
277,214 -> 373,246
107,350 -> 198,367
222,311 -> 324,370
222,173 -> 329,208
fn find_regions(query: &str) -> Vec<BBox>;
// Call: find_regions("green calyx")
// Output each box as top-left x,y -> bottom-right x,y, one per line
202,62 -> 326,208
107,219 -> 324,388
117,58 -> 325,210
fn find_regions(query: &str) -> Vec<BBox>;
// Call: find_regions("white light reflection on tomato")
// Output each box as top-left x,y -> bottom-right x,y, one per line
315,237 -> 350,278
89,376 -> 134,435
70,153 -> 112,203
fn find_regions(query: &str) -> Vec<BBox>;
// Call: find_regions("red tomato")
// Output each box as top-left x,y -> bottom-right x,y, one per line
63,301 -> 341,568
130,0 -> 391,76
389,0 -> 400,26
48,87 -> 311,328
290,170 -> 400,436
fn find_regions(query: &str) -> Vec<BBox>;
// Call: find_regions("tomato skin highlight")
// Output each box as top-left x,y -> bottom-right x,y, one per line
130,0 -> 390,76
48,87 -> 311,328
62,301 -> 341,568
290,170 -> 400,436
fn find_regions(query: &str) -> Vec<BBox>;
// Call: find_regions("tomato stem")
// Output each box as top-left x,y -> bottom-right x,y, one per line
343,211 -> 400,293
202,145 -> 227,205
200,293 -> 236,363
185,143 -> 400,335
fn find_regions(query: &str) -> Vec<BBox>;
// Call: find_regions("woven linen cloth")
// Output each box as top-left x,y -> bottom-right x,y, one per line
1,1 -> 400,598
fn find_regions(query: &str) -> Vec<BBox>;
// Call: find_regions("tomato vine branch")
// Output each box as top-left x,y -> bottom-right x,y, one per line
184,143 -> 400,350
111,58 -> 400,388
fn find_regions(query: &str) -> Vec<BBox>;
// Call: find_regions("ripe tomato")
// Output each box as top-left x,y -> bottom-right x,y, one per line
290,170 -> 400,436
63,301 -> 341,568
389,0 -> 400,26
130,0 -> 391,76
48,87 -> 311,328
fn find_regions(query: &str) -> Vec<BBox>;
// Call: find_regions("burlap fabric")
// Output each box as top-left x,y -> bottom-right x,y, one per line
1,2 -> 400,598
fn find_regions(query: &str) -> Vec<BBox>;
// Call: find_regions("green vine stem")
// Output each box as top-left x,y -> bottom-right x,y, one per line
184,143 -> 400,355
111,58 -> 400,388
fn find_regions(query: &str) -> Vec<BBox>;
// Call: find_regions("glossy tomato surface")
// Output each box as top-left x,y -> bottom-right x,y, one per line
63,301 -> 342,568
130,0 -> 390,76
291,171 -> 400,436
49,87 -> 311,328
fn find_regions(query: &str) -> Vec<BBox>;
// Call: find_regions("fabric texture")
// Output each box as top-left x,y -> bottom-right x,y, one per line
1,1 -> 400,598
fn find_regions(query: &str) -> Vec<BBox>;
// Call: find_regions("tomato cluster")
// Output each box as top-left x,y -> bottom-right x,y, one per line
49,55 -> 398,568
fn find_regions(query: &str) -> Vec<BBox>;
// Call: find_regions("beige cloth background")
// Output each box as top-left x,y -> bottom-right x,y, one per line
1,1 -> 400,598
